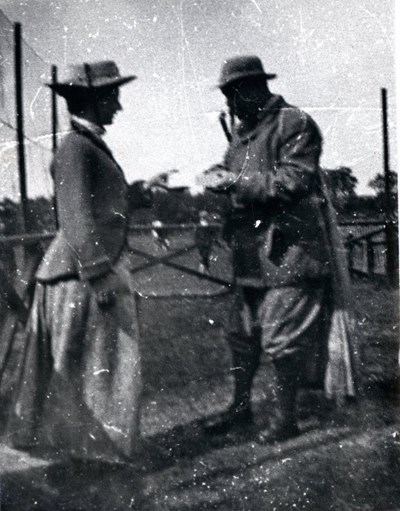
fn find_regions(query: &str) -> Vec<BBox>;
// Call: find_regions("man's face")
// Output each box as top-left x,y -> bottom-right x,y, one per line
222,79 -> 266,121
95,87 -> 122,126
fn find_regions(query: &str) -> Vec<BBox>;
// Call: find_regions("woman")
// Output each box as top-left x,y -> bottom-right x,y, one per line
9,61 -> 152,465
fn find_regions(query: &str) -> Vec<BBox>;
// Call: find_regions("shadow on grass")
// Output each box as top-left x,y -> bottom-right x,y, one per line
1,459 -> 147,511
2,391 -> 399,511
0,422 -> 353,511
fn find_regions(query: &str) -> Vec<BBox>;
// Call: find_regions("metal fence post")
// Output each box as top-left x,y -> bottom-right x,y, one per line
381,88 -> 399,287
51,64 -> 59,230
14,22 -> 28,233
51,64 -> 58,154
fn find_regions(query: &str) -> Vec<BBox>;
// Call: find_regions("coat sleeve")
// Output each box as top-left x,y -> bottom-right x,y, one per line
233,109 -> 323,204
128,180 -> 153,209
54,135 -> 113,280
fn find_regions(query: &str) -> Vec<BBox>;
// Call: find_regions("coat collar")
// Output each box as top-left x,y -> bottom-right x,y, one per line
235,94 -> 286,143
70,118 -> 118,163
71,115 -> 106,137
69,118 -> 127,183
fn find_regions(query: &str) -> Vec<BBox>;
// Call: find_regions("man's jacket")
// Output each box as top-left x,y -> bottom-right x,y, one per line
223,94 -> 331,287
36,120 -> 151,282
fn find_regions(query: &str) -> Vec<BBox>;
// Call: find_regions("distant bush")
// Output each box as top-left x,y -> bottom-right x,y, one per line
129,187 -> 230,225
0,197 -> 56,236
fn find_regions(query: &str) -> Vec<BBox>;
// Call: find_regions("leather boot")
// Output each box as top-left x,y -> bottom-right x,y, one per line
203,333 -> 261,435
257,356 -> 301,444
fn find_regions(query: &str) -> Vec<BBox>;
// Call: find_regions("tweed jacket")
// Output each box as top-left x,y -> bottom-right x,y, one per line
36,120 -> 151,282
222,94 -> 331,287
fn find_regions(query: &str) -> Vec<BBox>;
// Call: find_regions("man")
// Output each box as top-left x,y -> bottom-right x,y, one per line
202,55 -> 334,443
9,61 -> 155,465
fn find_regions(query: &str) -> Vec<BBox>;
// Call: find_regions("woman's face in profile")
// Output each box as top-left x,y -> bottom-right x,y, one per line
95,87 -> 122,126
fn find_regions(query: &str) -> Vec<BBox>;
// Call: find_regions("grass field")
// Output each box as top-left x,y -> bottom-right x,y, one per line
138,279 -> 399,398
0,232 -> 399,510
129,231 -> 399,395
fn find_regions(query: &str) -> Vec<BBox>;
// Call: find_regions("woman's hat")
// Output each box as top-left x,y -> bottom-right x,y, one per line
218,55 -> 276,90
47,60 -> 136,97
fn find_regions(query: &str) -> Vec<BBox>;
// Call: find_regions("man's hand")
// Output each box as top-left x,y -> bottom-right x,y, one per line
195,164 -> 237,192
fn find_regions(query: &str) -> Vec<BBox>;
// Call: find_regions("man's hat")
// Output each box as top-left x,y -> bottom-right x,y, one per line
47,60 -> 136,97
218,55 -> 276,90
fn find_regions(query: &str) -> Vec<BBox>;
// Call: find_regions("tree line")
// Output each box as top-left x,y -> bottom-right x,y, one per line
0,167 -> 398,236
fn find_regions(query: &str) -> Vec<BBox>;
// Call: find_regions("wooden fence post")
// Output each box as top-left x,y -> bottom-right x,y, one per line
366,237 -> 375,277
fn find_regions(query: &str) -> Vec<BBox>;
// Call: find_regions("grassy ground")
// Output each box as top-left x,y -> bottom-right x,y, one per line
0,279 -> 399,510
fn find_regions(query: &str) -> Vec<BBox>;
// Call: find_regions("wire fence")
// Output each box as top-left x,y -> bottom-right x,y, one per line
0,12 -> 18,200
0,11 -> 54,202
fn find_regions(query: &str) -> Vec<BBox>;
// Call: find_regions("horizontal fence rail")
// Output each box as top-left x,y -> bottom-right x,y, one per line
342,221 -> 398,279
0,221 -> 397,286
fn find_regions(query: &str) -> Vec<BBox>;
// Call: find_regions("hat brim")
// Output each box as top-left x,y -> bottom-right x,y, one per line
46,75 -> 137,97
217,71 -> 277,90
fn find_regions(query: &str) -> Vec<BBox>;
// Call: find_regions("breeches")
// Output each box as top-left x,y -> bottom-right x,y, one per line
228,282 -> 332,385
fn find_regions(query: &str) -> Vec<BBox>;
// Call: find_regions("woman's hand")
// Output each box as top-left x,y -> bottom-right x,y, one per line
90,270 -> 131,308
90,270 -> 136,335
147,169 -> 188,191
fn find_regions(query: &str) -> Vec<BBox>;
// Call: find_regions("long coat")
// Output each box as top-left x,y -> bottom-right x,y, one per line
9,120 -> 151,461
223,94 -> 331,288
36,120 -> 151,282
221,95 -> 356,400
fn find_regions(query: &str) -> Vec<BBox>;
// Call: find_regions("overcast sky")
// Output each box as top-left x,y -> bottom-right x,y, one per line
0,0 -> 397,197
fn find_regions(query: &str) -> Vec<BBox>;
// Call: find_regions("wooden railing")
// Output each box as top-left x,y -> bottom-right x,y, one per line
343,221 -> 398,280
0,220 -> 397,326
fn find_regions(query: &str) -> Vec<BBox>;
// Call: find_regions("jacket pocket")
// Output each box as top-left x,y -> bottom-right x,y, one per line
259,224 -> 329,286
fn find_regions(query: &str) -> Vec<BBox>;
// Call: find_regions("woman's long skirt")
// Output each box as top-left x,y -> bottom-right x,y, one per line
8,251 -> 142,463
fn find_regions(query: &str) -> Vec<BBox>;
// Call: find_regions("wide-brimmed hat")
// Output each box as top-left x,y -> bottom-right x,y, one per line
47,60 -> 136,97
218,55 -> 276,90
